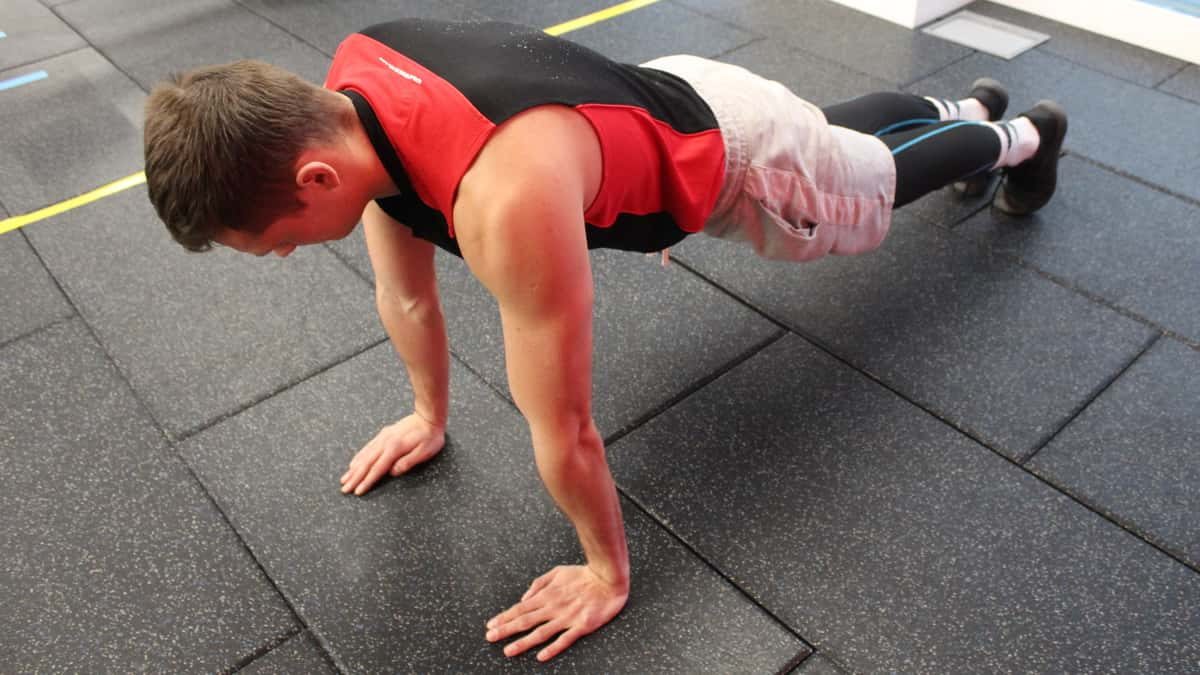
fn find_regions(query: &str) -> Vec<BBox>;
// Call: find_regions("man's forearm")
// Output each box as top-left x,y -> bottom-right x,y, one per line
377,296 -> 450,426
531,422 -> 630,588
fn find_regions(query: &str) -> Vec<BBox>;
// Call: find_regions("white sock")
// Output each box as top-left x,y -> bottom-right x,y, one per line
924,96 -> 991,122
986,117 -> 1041,168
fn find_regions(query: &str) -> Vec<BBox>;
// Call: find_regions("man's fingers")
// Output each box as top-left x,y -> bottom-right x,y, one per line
521,575 -> 552,602
354,455 -> 395,495
341,441 -> 379,491
536,628 -> 583,663
501,621 -> 564,658
486,608 -> 551,643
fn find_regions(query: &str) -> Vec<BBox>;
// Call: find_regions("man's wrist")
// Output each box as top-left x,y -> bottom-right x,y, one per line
414,406 -> 447,429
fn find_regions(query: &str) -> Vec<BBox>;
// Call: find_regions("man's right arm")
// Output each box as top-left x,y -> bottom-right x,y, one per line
339,200 -> 449,495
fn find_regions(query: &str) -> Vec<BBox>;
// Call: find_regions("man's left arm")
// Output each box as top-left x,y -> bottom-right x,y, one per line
455,154 -> 629,663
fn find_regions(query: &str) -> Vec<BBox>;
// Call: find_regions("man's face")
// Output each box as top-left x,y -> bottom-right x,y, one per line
213,193 -> 363,257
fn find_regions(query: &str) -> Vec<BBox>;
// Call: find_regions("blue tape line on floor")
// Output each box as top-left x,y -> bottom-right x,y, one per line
0,70 -> 48,91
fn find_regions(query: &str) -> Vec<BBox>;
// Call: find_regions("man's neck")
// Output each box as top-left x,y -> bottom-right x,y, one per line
337,93 -> 401,200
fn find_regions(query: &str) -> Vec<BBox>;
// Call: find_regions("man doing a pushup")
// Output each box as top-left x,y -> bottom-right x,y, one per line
143,18 -> 1066,663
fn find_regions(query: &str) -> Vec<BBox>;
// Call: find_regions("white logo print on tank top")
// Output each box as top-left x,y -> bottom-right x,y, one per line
378,56 -> 422,85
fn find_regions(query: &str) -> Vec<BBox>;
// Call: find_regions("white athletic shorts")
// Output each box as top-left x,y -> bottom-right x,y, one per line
642,55 -> 897,262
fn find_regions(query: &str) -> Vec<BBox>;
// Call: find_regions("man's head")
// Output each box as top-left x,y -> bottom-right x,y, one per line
144,59 -> 370,256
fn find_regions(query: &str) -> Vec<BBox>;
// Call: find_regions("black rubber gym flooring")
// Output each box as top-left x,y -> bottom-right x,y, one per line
2,0 -> 1199,672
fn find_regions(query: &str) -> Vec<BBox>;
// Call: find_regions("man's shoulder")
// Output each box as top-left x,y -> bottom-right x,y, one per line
459,105 -> 602,217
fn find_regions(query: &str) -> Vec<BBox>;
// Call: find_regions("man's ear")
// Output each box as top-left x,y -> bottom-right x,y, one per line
296,161 -> 342,189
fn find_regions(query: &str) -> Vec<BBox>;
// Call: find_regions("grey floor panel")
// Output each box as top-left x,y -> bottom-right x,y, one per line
328,229 -> 782,440
1159,64 -> 1200,104
959,156 -> 1200,342
471,0 -> 623,28
671,215 -> 1155,459
791,653 -> 846,674
717,37 -> 892,106
607,333 -> 1200,672
179,344 -> 809,672
554,0 -> 757,64
1029,337 -> 1200,569
0,0 -> 85,72
908,49 -> 1200,204
0,230 -> 73,346
242,631 -> 338,674
676,0 -> 972,85
0,319 -> 297,672
968,1 -> 1186,87
0,49 -> 144,214
237,0 -> 485,56
56,0 -> 334,89
23,188 -> 383,439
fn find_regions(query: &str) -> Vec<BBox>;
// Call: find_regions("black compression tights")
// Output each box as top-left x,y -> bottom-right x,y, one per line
821,92 -> 1001,208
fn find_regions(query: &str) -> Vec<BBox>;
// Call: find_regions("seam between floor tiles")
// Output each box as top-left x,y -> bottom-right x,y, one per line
1022,331 -> 1162,462
604,327 -> 787,445
944,220 -> 1200,352
463,340 -> 822,666
18,227 -> 321,671
0,44 -> 91,76
229,0 -> 337,59
665,0 -> 770,43
223,627 -> 306,675
670,255 -> 1200,579
0,312 -> 75,352
173,336 -> 390,441
1068,150 -> 1200,210
1153,61 -> 1191,89
46,7 -> 148,95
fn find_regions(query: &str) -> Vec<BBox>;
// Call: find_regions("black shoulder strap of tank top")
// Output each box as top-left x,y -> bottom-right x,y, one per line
339,89 -> 415,197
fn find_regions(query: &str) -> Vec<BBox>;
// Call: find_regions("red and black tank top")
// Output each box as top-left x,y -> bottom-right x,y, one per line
323,19 -> 725,257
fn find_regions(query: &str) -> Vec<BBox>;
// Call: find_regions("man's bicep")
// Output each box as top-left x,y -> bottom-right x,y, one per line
362,200 -> 437,306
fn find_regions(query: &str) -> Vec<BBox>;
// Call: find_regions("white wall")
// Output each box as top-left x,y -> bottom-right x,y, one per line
991,0 -> 1200,64
826,0 -> 972,28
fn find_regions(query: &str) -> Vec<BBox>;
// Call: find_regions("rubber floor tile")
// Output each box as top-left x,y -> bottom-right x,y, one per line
672,214 -> 1155,459
608,333 -> 1200,672
237,0 -> 485,56
0,319 -> 297,672
180,344 -> 808,672
1030,337 -> 1200,569
241,631 -> 338,674
968,1 -> 1187,87
0,229 -> 72,346
0,49 -> 144,214
57,0 -> 334,89
23,187 -> 382,439
556,0 -> 757,64
1159,64 -> 1200,104
959,155 -> 1200,343
675,0 -> 971,85
0,0 -> 85,72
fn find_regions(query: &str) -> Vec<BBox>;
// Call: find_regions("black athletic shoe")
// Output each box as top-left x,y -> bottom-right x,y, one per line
994,100 -> 1069,216
954,78 -> 1009,197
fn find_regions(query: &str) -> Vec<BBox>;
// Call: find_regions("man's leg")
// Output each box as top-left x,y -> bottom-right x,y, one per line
880,100 -> 1068,212
822,80 -> 1009,196
820,80 -> 1008,136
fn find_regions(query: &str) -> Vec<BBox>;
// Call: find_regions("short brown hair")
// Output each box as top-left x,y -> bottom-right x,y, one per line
144,60 -> 348,252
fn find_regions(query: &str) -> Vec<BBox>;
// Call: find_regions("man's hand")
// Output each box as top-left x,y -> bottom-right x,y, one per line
340,414 -> 445,495
486,564 -> 629,662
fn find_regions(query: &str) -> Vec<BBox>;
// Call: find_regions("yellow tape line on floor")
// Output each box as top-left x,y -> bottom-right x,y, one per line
0,171 -> 146,236
0,0 -> 661,236
544,0 -> 661,36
